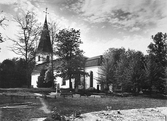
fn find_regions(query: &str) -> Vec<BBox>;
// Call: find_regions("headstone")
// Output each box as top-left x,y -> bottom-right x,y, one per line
57,83 -> 60,93
109,84 -> 113,93
78,85 -> 83,89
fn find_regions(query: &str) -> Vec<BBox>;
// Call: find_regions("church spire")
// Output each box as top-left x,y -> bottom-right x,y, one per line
43,8 -> 49,30
36,8 -> 52,55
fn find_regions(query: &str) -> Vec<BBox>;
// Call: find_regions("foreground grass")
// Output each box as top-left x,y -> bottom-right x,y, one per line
45,96 -> 167,116
0,95 -> 47,121
0,88 -> 54,121
1,89 -> 167,120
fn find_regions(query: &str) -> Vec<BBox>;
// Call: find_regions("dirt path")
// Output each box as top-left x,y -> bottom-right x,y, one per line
39,97 -> 51,114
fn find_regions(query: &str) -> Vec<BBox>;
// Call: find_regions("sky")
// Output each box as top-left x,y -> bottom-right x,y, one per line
0,0 -> 167,62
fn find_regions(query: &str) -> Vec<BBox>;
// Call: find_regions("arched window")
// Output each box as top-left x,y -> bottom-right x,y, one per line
38,56 -> 40,61
90,71 -> 93,87
46,56 -> 50,62
62,78 -> 66,85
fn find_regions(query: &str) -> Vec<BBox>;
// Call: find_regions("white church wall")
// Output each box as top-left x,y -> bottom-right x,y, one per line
55,76 -> 75,89
31,73 -> 40,88
85,66 -> 100,89
31,66 -> 101,89
55,66 -> 101,89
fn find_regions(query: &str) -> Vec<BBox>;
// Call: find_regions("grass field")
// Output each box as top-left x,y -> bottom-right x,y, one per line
0,95 -> 47,121
45,96 -> 167,116
0,88 -> 54,121
0,89 -> 167,120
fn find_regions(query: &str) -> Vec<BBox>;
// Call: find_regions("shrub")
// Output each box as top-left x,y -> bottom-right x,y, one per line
86,87 -> 97,93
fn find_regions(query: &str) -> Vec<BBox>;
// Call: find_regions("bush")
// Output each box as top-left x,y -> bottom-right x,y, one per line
87,87 -> 95,91
60,88 -> 75,92
77,87 -> 98,96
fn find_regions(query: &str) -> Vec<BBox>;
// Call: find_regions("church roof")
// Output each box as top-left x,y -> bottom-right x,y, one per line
32,58 -> 61,75
85,55 -> 103,67
36,16 -> 52,54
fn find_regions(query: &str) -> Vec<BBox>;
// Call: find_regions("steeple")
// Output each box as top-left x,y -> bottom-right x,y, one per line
36,8 -> 52,55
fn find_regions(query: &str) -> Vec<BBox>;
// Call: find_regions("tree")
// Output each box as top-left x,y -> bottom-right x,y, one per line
98,48 -> 125,90
124,51 -> 145,93
98,48 -> 146,93
0,11 -> 7,50
55,28 -> 85,89
147,32 -> 167,93
9,11 -> 40,87
0,33 -> 3,43
14,58 -> 27,87
37,68 -> 52,88
148,32 -> 167,66
0,58 -> 32,88
144,55 -> 163,94
0,59 -> 16,88
114,49 -> 131,91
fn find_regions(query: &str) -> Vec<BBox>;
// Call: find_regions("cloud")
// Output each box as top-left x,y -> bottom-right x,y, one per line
130,27 -> 140,32
81,34 -> 151,58
13,1 -> 41,14
69,0 -> 167,32
101,26 -> 105,28
0,0 -> 18,5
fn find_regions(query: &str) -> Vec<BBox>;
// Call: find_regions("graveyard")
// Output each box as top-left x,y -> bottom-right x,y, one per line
0,88 -> 167,121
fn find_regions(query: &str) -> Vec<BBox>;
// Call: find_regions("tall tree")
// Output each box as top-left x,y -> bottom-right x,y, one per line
98,48 -> 125,90
125,51 -> 145,93
0,11 -> 7,50
9,11 -> 40,87
148,32 -> 167,66
147,32 -> 167,93
55,28 -> 85,89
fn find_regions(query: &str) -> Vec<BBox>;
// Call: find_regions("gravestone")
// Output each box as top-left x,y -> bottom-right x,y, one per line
109,84 -> 113,93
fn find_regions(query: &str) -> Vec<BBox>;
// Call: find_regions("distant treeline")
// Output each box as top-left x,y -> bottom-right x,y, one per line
98,32 -> 167,94
0,58 -> 33,88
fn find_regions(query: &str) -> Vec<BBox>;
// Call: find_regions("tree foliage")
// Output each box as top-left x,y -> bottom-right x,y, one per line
37,68 -> 52,88
98,48 -> 146,93
98,48 -> 125,90
0,58 -> 29,88
55,28 -> 85,89
148,32 -> 167,66
147,32 -> 167,93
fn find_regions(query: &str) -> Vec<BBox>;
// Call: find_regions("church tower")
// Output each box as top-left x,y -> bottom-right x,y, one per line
36,8 -> 53,64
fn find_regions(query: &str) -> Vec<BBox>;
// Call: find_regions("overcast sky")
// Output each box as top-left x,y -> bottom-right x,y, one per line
0,0 -> 167,62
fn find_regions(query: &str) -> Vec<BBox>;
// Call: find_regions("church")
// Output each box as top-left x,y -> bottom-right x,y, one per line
31,55 -> 103,90
31,10 -> 103,90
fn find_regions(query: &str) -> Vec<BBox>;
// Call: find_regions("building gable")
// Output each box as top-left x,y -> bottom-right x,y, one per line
85,55 -> 103,67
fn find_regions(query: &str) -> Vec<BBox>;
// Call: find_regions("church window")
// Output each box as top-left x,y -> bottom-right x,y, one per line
46,56 -> 50,62
38,56 -> 40,61
90,71 -> 93,87
62,78 -> 66,85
